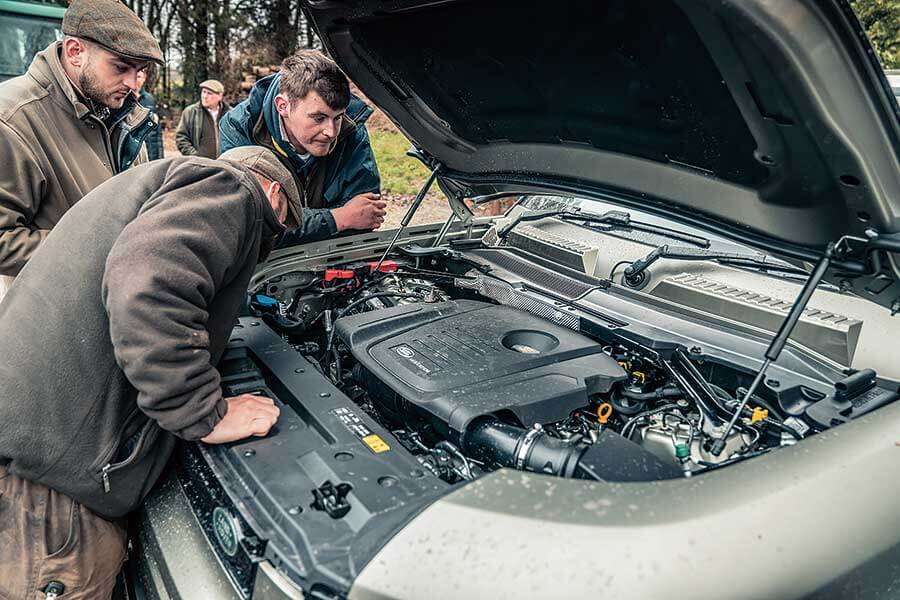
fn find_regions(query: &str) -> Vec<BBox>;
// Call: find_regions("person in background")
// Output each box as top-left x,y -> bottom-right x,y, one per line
219,49 -> 383,244
0,0 -> 162,300
176,78 -> 230,158
136,67 -> 164,160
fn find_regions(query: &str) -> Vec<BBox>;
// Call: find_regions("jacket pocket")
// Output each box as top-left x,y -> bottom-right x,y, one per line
95,417 -> 161,494
88,405 -> 144,475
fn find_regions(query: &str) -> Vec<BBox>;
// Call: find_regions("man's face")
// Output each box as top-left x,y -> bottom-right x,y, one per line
77,41 -> 148,109
200,87 -> 224,109
275,91 -> 345,157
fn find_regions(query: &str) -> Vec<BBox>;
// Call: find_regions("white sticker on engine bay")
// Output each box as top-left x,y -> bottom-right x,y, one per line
330,407 -> 391,454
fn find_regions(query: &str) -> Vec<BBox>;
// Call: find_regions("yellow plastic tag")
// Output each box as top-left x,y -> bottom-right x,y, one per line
751,407 -> 769,423
362,434 -> 391,454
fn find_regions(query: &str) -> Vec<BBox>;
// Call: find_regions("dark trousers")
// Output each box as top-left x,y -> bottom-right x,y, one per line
0,466 -> 126,599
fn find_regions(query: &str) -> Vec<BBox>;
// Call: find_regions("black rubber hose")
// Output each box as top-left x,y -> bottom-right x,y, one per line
619,385 -> 683,402
609,395 -> 647,416
610,385 -> 684,415
762,417 -> 803,441
331,345 -> 342,386
462,419 -> 585,478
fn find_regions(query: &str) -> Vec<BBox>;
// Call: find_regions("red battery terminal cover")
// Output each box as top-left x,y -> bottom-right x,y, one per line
324,269 -> 356,282
369,260 -> 398,273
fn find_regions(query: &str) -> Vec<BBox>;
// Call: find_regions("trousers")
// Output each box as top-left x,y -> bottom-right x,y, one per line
0,466 -> 127,600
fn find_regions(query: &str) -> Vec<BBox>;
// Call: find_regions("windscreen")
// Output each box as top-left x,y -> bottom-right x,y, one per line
0,12 -> 61,77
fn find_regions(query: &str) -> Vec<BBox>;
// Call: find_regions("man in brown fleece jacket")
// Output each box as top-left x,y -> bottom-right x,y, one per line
0,0 -> 165,301
0,146 -> 301,600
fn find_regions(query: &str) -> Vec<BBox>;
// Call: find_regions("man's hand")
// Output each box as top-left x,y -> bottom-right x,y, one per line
200,393 -> 280,444
331,192 -> 386,232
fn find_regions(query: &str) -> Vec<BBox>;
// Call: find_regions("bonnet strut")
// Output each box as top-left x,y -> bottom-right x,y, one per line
710,242 -> 836,456
372,164 -> 441,273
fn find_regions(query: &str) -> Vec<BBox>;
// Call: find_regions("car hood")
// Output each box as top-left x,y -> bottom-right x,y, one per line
304,0 -> 900,310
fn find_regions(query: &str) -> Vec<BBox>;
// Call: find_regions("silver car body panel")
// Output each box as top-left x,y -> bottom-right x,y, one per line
350,397 -> 900,600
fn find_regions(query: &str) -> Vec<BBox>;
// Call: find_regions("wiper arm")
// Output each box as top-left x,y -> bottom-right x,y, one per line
621,245 -> 809,287
496,206 -> 598,239
497,207 -> 709,248
567,215 -> 709,248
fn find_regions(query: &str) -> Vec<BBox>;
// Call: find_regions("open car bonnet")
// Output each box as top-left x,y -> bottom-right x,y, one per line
304,0 -> 900,311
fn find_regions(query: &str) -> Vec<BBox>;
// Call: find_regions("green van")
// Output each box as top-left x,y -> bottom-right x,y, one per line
0,0 -> 65,82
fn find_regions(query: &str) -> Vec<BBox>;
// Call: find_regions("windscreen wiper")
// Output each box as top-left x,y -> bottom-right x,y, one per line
497,208 -> 709,247
621,245 -> 810,288
496,206 -> 601,239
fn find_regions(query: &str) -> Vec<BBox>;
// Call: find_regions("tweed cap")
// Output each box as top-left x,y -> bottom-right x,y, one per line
219,146 -> 302,226
63,0 -> 164,64
199,79 -> 225,94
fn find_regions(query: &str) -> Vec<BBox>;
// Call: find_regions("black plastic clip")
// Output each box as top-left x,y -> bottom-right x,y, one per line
42,581 -> 65,599
311,480 -> 352,519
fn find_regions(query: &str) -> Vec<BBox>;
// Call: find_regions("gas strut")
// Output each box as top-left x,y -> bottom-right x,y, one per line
372,165 -> 441,273
710,242 -> 836,456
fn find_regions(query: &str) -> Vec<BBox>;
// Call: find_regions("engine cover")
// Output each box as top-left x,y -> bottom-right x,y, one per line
335,300 -> 626,437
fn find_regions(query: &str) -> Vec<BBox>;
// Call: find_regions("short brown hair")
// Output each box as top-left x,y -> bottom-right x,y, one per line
279,49 -> 351,110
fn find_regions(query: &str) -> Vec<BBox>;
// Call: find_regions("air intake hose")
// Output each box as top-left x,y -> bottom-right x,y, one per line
461,419 -> 586,478
462,418 -> 684,482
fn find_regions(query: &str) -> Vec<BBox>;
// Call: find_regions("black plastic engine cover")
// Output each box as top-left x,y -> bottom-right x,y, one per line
335,300 -> 626,437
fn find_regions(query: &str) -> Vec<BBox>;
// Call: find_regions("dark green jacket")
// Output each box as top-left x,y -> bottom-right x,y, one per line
176,100 -> 230,158
0,157 -> 283,519
0,42 -> 157,276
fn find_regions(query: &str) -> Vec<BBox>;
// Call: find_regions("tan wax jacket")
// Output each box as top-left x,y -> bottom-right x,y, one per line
0,42 -> 154,276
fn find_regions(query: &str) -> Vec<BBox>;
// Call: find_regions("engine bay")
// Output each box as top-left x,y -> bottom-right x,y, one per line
243,241 -> 900,486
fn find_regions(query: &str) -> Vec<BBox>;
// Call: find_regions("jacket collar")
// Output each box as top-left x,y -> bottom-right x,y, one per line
29,42 -> 94,120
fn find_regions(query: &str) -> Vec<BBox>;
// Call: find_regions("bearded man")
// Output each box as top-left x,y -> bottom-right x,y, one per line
0,0 -> 162,298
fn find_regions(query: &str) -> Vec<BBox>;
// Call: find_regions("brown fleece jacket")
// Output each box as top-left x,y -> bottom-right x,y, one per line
0,42 -> 154,276
0,156 -> 283,519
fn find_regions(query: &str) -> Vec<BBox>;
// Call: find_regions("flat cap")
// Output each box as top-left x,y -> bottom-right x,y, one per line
63,0 -> 163,64
219,146 -> 303,226
199,79 -> 225,94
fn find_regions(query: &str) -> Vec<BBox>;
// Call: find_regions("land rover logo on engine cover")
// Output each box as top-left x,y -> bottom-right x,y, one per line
395,345 -> 415,359
212,507 -> 239,557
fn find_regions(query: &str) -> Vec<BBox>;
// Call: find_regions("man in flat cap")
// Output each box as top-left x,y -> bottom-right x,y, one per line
176,78 -> 230,158
0,146 -> 300,599
0,0 -> 163,300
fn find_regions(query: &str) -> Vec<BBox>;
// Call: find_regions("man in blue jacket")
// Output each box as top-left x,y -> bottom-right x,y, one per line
220,49 -> 383,244
136,68 -> 164,160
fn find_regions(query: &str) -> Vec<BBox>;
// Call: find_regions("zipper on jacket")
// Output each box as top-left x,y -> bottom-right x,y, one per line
99,419 -> 156,493
86,114 -> 116,173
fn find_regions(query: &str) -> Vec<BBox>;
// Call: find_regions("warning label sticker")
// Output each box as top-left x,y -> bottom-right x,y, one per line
330,407 -> 391,454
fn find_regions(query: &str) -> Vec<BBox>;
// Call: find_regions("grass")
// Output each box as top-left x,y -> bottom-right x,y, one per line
368,127 -> 432,196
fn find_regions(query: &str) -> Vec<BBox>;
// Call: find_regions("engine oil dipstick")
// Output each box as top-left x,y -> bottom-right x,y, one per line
596,403 -> 613,435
